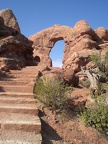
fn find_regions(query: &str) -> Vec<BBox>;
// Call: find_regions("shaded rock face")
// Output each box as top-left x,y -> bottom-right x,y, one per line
29,20 -> 108,85
0,9 -> 34,70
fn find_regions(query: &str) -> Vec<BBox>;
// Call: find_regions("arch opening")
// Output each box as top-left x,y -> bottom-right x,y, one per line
49,40 -> 65,68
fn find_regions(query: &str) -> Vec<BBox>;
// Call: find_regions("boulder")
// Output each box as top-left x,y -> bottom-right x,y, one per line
0,8 -> 20,33
63,68 -> 79,86
95,27 -> 108,41
0,9 -> 34,70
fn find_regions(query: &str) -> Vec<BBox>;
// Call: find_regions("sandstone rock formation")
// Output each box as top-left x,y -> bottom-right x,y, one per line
0,9 -> 34,70
29,20 -> 108,85
0,8 -> 108,86
0,8 -> 20,33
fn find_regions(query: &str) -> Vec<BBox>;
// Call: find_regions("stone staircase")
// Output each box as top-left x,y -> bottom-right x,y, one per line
0,66 -> 42,144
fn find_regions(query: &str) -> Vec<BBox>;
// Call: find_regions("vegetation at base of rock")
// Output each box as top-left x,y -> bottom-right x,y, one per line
90,51 -> 108,79
78,51 -> 108,135
79,93 -> 108,135
79,79 -> 90,88
34,76 -> 72,112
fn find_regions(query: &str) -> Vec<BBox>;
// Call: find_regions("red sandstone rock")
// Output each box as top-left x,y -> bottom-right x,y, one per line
41,67 -> 63,80
63,68 -> 79,86
0,9 -> 34,70
95,27 -> 108,41
0,8 -> 108,86
73,20 -> 94,36
0,8 -> 20,33
29,20 -> 108,85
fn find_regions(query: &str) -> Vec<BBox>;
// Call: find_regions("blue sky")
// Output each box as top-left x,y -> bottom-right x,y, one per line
1,0 -> 108,67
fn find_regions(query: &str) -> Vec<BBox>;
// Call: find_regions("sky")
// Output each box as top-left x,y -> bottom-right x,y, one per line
1,0 -> 108,67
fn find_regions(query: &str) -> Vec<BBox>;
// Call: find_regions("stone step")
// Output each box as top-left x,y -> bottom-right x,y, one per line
0,102 -> 37,107
0,140 -> 41,144
0,80 -> 34,86
0,112 -> 39,122
0,140 -> 40,144
0,106 -> 38,115
0,92 -> 35,99
0,120 -> 41,133
0,77 -> 36,81
22,66 -> 39,69
0,130 -> 42,144
0,96 -> 36,104
0,66 -> 42,143
1,66 -> 39,75
6,74 -> 37,79
10,69 -> 39,74
0,85 -> 33,93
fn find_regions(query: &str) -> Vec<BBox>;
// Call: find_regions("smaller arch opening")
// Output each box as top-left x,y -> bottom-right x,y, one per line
34,56 -> 40,66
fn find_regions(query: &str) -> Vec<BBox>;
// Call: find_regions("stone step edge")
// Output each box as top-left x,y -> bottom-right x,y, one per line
0,120 -> 40,125
0,78 -> 36,81
0,85 -> 33,88
0,96 -> 37,104
0,106 -> 38,115
0,92 -> 35,98
0,113 -> 41,132
0,92 -> 34,95
0,134 -> 42,144
0,141 -> 33,144
0,121 -> 41,132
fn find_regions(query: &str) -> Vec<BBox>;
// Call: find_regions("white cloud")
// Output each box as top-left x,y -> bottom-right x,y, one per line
52,59 -> 62,68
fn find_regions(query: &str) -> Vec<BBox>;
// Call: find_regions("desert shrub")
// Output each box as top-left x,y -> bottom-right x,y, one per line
34,76 -> 72,111
90,54 -> 100,67
90,51 -> 108,86
90,51 -> 108,77
79,79 -> 90,88
79,95 -> 108,135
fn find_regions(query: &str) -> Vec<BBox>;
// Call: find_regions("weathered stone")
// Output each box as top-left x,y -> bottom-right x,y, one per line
95,27 -> 108,41
63,68 -> 79,86
29,25 -> 73,67
41,67 -> 63,80
29,20 -> 108,86
0,8 -> 108,86
73,20 -> 94,36
0,8 -> 20,33
0,16 -> 4,26
0,9 -> 34,70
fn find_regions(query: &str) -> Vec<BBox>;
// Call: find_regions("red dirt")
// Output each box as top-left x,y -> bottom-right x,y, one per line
39,87 -> 108,144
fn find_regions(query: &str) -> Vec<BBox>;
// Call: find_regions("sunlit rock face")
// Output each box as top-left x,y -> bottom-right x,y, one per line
0,8 -> 108,86
0,8 -> 34,70
29,20 -> 108,85
0,8 -> 21,33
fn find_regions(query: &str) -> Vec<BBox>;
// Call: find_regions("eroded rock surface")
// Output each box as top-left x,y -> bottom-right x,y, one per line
0,8 -> 108,86
0,9 -> 34,70
0,8 -> 20,33
29,20 -> 108,85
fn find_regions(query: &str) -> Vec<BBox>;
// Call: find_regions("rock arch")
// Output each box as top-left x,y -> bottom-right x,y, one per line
29,24 -> 73,67
29,20 -> 106,85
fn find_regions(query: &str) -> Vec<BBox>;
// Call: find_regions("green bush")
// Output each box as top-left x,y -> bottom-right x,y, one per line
90,54 -> 100,66
79,79 -> 90,88
90,51 -> 108,83
34,76 -> 72,111
79,95 -> 108,135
